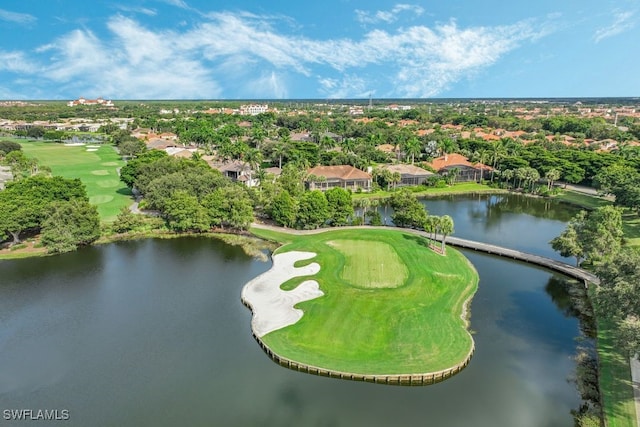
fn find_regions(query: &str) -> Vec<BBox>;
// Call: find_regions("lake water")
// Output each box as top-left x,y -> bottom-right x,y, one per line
0,194 -> 589,426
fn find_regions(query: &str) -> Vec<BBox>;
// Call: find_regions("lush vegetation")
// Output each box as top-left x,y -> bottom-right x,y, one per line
17,140 -> 131,221
250,227 -> 479,375
0,175 -> 100,253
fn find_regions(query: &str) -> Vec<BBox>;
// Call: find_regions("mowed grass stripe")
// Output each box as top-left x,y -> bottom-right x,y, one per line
328,239 -> 408,289
251,227 -> 478,375
18,141 -> 132,222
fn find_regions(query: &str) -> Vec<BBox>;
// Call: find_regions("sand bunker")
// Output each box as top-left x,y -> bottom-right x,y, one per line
86,148 -> 98,152
242,251 -> 323,338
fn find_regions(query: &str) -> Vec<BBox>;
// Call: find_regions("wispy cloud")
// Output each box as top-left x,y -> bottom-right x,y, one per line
0,8 -> 36,25
114,5 -> 157,16
0,51 -> 34,73
4,11 -> 551,99
355,4 -> 425,25
594,10 -> 636,42
159,0 -> 190,10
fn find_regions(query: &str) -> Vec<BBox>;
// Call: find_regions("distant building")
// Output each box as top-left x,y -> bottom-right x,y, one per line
306,165 -> 372,192
378,164 -> 434,186
210,160 -> 258,187
239,104 -> 268,116
427,153 -> 492,182
67,97 -> 114,107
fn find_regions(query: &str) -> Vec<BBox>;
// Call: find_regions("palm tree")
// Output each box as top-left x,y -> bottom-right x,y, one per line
403,137 -> 422,165
360,198 -> 371,219
439,215 -> 454,254
545,168 -> 561,191
423,215 -> 437,248
250,126 -> 266,149
272,142 -> 287,169
390,172 -> 402,190
446,167 -> 460,185
515,167 -> 527,189
490,140 -> 507,182
243,147 -> 263,187
501,169 -> 515,188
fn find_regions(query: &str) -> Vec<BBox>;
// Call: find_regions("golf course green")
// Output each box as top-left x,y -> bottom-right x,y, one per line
18,140 -> 132,221
249,226 -> 479,376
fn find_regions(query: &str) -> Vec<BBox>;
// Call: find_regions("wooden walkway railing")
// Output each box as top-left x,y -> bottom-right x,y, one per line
251,223 -> 600,285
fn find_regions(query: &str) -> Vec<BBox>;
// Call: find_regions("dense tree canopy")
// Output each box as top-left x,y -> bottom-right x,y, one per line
41,199 -> 101,253
0,175 -> 88,244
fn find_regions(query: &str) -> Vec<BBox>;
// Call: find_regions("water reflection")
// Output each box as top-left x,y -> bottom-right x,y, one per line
369,193 -> 581,260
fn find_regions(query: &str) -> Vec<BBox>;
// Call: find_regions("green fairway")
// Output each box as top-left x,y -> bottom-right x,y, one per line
18,140 -> 132,222
597,317 -> 637,427
328,239 -> 408,289
250,227 -> 479,375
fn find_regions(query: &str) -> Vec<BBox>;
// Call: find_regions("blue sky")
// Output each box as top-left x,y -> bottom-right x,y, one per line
0,0 -> 638,99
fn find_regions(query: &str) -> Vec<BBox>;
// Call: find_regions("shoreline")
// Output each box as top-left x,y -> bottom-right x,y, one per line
242,227 -> 478,383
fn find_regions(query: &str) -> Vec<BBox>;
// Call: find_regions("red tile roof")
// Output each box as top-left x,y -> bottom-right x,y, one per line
307,165 -> 371,180
427,153 -> 493,171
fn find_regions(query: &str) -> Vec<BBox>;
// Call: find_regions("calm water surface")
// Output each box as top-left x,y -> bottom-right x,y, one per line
0,195 -> 588,426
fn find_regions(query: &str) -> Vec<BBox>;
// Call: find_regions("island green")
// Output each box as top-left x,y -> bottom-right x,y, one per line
250,226 -> 479,376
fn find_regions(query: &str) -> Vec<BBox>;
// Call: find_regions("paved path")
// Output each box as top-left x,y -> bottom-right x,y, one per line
631,357 -> 640,427
251,223 -> 600,285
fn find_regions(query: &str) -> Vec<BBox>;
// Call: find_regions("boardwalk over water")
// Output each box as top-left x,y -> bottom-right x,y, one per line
251,223 -> 600,285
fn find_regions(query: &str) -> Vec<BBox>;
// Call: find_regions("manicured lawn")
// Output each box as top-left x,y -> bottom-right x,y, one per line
352,182 -> 504,200
250,227 -> 479,375
327,239 -> 408,289
596,315 -> 637,427
554,190 -> 613,210
18,140 -> 132,222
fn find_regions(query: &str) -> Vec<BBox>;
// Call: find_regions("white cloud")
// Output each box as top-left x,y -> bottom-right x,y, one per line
318,75 -> 369,99
244,71 -> 289,99
3,11 -> 551,99
114,5 -> 157,16
159,0 -> 189,9
0,8 -> 36,25
36,16 -> 221,99
0,51 -> 34,73
355,4 -> 424,25
594,10 -> 636,42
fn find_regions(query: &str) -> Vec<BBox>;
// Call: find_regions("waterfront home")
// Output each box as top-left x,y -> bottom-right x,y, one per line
427,153 -> 492,182
306,165 -> 372,192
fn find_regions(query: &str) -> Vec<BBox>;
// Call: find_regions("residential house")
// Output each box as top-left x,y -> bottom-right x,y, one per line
210,160 -> 258,187
306,165 -> 372,192
378,164 -> 434,186
427,153 -> 492,182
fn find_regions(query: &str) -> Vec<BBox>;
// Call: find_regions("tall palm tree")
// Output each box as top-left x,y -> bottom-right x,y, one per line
501,169 -> 515,188
391,172 -> 402,190
243,148 -> 263,187
490,140 -> 507,182
272,142 -> 287,169
439,215 -> 454,254
545,168 -> 561,191
403,137 -> 422,165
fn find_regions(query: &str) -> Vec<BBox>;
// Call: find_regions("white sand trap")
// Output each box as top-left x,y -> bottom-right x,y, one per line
86,145 -> 101,148
86,148 -> 98,152
242,251 -> 323,338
